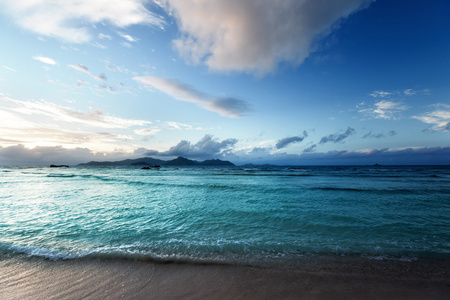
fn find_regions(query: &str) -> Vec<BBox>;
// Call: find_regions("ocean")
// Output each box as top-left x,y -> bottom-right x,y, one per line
1,165 -> 449,266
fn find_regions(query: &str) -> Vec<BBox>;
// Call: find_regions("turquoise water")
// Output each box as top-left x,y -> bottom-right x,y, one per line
1,165 -> 449,265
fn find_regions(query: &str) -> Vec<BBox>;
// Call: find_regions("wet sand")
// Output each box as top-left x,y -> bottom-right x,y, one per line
0,256 -> 449,299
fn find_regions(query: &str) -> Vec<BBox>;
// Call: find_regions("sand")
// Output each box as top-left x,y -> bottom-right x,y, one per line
0,256 -> 449,299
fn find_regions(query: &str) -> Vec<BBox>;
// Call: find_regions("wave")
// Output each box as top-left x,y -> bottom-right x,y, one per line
313,186 -> 450,195
3,239 -> 449,265
46,174 -> 76,178
312,187 -> 416,193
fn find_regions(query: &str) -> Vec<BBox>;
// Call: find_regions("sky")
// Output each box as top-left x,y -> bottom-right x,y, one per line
0,0 -> 449,165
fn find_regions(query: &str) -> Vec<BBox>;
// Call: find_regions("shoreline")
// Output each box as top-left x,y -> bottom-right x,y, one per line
1,255 -> 449,299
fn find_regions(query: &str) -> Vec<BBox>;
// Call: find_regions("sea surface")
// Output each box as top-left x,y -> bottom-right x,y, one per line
1,165 -> 449,266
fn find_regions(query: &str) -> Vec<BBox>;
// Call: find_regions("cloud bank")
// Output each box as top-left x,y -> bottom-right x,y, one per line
163,0 -> 373,74
232,146 -> 450,166
134,76 -> 249,118
0,0 -> 164,43
1,139 -> 449,166
0,144 -> 134,165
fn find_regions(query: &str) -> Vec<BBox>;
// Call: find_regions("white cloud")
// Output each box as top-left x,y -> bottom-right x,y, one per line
163,0 -> 373,75
359,100 -> 408,119
370,89 -> 424,98
412,104 -> 450,132
403,89 -> 417,96
0,96 -> 152,149
33,56 -> 57,65
98,33 -> 112,40
5,97 -> 149,128
134,76 -> 249,118
117,31 -> 138,42
134,128 -> 161,136
121,42 -> 133,49
0,0 -> 164,43
369,90 -> 392,98
92,42 -> 107,49
164,121 -> 203,131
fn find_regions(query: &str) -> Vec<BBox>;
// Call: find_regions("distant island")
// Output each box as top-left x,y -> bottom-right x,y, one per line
78,156 -> 235,167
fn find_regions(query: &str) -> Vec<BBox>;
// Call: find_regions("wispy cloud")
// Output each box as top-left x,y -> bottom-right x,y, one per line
369,89 -> 427,98
359,100 -> 408,119
369,90 -> 392,98
117,31 -> 138,43
96,84 -> 116,94
412,104 -> 450,132
68,64 -> 107,81
320,127 -> 355,144
134,76 -> 250,118
0,95 -> 152,149
33,56 -> 57,65
3,97 -> 150,128
275,131 -> 308,149
163,0 -> 373,75
98,33 -> 112,40
403,89 -> 417,96
134,128 -> 161,136
1,65 -> 16,72
0,0 -> 164,43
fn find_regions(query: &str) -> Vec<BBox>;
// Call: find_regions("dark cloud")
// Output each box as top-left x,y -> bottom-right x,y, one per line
96,73 -> 107,81
276,131 -> 308,149
69,64 -> 89,72
362,130 -> 397,139
362,131 -> 384,139
97,84 -> 116,93
69,64 -> 107,81
146,134 -> 238,159
250,147 -> 267,154
319,127 -> 355,144
134,76 -> 250,118
303,144 -> 317,153
305,146 -> 450,165
210,97 -> 250,118
444,122 -> 450,131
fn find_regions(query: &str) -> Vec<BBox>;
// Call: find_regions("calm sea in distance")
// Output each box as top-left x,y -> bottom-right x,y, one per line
1,165 -> 449,266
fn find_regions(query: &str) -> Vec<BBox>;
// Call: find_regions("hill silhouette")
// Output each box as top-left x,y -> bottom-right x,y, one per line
78,156 -> 235,167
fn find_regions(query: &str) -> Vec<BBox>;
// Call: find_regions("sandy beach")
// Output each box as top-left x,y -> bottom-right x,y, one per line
1,256 -> 448,300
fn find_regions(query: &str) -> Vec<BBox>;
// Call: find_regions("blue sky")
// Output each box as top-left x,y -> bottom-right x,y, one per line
0,0 -> 449,165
